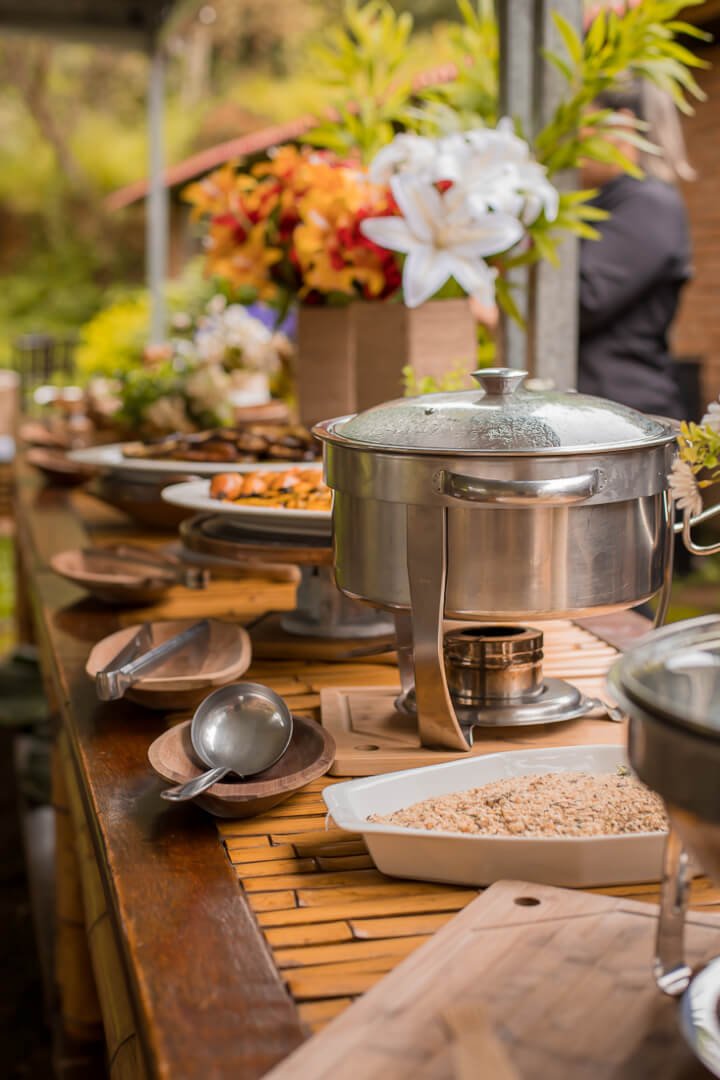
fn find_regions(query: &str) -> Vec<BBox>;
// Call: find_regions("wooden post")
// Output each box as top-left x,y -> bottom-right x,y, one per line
497,0 -> 582,388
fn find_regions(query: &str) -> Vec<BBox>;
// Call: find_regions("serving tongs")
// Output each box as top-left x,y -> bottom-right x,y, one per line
83,543 -> 209,590
96,619 -> 211,701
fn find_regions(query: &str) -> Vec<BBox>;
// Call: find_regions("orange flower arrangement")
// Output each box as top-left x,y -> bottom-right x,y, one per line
184,146 -> 402,308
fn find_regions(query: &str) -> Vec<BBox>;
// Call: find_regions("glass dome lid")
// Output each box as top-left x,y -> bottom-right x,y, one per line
334,369 -> 674,455
610,615 -> 720,739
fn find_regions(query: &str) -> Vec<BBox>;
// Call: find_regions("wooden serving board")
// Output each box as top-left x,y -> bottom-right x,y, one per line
321,619 -> 627,774
267,879 -> 720,1079
321,687 -> 628,775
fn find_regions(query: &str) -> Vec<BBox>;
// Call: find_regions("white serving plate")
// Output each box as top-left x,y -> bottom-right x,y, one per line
161,479 -> 332,537
324,745 -> 668,888
69,443 -> 315,477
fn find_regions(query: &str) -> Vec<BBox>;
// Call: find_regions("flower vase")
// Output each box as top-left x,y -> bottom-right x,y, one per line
352,299 -> 477,409
295,300 -> 477,427
295,306 -> 357,429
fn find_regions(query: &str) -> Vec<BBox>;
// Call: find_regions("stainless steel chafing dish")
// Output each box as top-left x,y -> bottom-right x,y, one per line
314,368 -> 677,750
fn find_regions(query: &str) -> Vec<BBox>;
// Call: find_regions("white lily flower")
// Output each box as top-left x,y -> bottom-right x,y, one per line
360,173 -> 523,308
466,160 -> 559,225
668,457 -> 702,518
368,123 -> 559,236
701,398 -> 720,433
437,127 -> 559,226
369,134 -> 438,185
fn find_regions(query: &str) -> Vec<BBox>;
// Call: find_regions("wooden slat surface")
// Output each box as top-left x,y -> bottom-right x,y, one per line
216,619 -> 720,1038
266,880 -> 720,1079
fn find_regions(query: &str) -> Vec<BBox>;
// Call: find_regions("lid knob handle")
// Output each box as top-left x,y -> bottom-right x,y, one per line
472,368 -> 527,396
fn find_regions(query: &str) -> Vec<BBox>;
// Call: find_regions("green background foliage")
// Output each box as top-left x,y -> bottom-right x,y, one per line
0,0 -> 710,364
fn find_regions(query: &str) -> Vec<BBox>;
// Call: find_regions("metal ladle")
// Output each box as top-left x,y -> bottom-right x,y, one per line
160,682 -> 293,802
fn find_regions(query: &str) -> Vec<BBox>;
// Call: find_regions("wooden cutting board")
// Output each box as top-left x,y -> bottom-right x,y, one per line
321,686 -> 627,775
267,879 -> 719,1079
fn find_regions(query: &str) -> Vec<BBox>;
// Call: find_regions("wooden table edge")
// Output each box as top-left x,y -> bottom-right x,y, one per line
14,465 -> 306,1079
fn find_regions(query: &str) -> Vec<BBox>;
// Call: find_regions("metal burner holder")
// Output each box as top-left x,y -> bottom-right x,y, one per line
396,502 -> 648,752
396,620 -> 601,743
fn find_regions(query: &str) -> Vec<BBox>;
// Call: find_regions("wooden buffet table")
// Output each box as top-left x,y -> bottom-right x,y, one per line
14,463 -> 720,1079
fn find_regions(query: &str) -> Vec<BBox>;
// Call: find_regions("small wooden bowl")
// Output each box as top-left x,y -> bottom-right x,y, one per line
148,715 -> 336,817
19,421 -> 69,449
51,548 -> 178,606
26,448 -> 97,486
86,619 -> 252,709
89,475 -> 194,529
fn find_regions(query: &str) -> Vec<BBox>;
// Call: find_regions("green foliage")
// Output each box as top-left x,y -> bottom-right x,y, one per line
74,294 -> 151,379
411,0 -> 498,132
678,420 -> 720,485
488,0 -> 712,314
115,362 -> 181,429
302,0 -> 415,162
402,363 -> 472,395
0,242 -> 107,366
536,1 -> 710,178
74,259 -> 214,380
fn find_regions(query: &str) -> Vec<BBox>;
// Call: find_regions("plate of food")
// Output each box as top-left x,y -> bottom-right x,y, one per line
68,423 -> 320,476
324,745 -> 670,888
161,466 -> 332,537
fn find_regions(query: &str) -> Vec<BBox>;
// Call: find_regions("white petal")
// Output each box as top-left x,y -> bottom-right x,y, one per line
402,247 -> 454,308
360,216 -> 417,254
369,134 -> 436,184
389,175 -> 440,244
434,134 -> 471,182
451,212 -> 525,257
541,183 -> 560,222
521,194 -> 543,226
446,256 -> 497,306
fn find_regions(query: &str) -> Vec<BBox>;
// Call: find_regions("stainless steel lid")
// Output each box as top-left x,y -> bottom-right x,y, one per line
333,368 -> 673,455
610,615 -> 720,739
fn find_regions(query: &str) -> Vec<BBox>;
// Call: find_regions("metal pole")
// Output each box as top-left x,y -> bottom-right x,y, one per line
497,0 -> 535,371
497,0 -> 582,386
147,46 -> 168,344
529,0 -> 582,389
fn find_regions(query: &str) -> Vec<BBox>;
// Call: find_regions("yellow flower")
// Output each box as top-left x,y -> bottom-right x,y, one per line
207,222 -> 281,301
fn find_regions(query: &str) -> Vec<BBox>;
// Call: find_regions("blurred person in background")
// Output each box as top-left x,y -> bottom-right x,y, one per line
578,77 -> 695,419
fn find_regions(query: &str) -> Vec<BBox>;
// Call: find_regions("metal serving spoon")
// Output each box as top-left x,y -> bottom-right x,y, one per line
160,681 -> 293,802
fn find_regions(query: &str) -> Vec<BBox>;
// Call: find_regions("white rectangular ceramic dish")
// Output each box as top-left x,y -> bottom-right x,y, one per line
323,745 -> 667,888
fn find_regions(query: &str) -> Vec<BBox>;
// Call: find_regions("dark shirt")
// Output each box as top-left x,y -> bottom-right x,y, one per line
578,173 -> 691,418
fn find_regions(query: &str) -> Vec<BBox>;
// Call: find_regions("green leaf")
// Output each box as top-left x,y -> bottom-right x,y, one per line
576,136 -> 644,178
495,276 -> 525,328
552,11 -> 583,65
541,49 -> 573,83
585,10 -> 607,56
665,20 -> 713,42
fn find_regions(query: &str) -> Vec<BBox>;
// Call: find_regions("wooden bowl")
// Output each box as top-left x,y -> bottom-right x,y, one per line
26,448 -> 97,486
89,475 -> 194,529
86,619 -> 252,709
19,421 -> 69,449
50,548 -> 178,606
148,715 -> 336,817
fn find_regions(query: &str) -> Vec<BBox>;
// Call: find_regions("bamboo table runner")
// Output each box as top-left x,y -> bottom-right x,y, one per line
214,619 -> 720,1036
